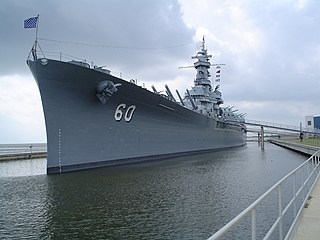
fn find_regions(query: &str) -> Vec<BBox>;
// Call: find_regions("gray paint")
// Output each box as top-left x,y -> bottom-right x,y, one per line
28,51 -> 246,173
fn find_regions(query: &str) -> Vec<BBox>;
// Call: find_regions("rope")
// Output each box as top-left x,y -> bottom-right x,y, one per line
38,37 -> 192,50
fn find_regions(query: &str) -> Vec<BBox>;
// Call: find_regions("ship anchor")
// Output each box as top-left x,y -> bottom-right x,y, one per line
96,80 -> 122,104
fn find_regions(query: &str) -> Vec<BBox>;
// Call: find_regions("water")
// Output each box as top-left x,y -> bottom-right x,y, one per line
0,143 -> 306,239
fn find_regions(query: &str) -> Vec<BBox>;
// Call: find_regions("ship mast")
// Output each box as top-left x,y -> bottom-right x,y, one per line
191,37 -> 213,90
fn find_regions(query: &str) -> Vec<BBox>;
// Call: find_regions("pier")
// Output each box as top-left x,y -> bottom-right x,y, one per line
0,143 -> 47,161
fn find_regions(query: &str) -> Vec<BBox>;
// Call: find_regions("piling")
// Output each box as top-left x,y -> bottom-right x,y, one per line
260,126 -> 264,150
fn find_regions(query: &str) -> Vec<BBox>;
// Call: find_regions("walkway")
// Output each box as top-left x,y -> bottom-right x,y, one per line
244,119 -> 320,136
0,143 -> 47,161
292,178 -> 320,240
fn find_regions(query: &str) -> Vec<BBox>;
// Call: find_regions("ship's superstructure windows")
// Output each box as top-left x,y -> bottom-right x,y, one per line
180,38 -> 245,123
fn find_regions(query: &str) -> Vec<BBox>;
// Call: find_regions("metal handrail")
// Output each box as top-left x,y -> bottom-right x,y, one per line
207,150 -> 320,240
245,119 -> 320,135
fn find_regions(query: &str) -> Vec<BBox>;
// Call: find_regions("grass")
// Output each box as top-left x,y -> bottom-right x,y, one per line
290,138 -> 320,147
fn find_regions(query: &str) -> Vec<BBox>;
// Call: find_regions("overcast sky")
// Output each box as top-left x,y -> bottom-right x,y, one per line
0,0 -> 319,143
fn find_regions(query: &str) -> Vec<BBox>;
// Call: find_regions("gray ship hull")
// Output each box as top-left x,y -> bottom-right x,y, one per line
28,59 -> 246,173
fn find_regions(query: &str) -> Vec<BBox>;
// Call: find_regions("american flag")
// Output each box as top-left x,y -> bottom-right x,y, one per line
24,16 -> 38,29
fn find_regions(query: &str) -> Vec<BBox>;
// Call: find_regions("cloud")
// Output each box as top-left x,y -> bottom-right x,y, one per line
0,0 -> 195,143
1,0 -> 320,143
179,0 -> 320,124
0,0 -> 195,78
0,75 -> 45,143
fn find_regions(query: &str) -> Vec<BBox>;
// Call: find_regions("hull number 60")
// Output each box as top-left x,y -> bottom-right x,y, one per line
114,103 -> 136,122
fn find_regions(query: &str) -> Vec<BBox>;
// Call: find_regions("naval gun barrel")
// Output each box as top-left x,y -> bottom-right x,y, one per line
151,85 -> 158,94
186,89 -> 197,110
165,85 -> 176,102
176,90 -> 185,106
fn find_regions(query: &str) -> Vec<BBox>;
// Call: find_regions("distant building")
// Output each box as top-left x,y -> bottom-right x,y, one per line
305,115 -> 320,130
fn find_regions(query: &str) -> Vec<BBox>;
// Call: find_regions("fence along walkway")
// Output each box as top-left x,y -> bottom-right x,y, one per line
207,149 -> 320,240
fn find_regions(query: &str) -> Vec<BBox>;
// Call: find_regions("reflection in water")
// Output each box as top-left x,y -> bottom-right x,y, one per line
0,143 -> 306,239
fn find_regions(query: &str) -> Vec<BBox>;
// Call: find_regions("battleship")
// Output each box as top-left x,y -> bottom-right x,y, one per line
27,38 -> 247,173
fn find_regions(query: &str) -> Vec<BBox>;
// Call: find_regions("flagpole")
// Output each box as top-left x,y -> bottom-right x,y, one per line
35,14 -> 39,42
32,14 -> 39,60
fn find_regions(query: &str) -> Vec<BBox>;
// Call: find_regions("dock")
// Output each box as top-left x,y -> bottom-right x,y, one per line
270,139 -> 319,156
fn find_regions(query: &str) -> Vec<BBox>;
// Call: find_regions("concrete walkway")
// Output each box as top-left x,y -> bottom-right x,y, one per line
292,177 -> 320,240
0,152 -> 47,161
269,139 -> 320,239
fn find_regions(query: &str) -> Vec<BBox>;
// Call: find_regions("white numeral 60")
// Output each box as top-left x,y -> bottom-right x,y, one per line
114,103 -> 136,122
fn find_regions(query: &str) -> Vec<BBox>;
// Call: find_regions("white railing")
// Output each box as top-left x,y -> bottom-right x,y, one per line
207,150 -> 320,240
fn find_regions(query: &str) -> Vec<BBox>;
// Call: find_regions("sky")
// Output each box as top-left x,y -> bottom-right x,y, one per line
0,0 -> 319,143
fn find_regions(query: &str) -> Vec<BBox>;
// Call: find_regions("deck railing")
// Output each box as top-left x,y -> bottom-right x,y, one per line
207,150 -> 320,240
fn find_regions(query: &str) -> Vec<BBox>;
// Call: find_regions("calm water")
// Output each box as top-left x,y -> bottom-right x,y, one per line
0,143 -> 306,239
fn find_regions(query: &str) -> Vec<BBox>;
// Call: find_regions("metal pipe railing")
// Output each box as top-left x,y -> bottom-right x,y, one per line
245,119 -> 320,135
207,150 -> 320,240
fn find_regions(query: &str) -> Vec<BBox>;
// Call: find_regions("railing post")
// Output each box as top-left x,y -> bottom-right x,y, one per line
302,166 -> 305,199
314,156 -> 317,180
317,156 -> 320,175
252,208 -> 256,240
312,156 -> 315,170
279,184 -> 283,239
307,160 -> 310,192
293,172 -> 297,218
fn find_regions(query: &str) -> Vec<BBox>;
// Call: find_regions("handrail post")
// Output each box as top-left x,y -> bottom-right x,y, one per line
313,156 -> 316,181
307,160 -> 310,191
279,184 -> 283,239
293,172 -> 297,218
302,166 -> 305,199
252,208 -> 256,240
